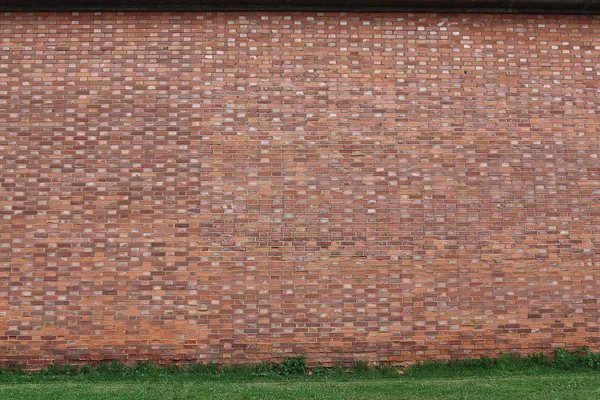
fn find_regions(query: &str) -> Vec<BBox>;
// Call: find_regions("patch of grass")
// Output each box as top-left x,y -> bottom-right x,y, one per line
1,350 -> 600,399
404,347 -> 600,379
0,373 -> 599,400
40,364 -> 79,377
350,360 -> 371,374
280,356 -> 307,375
1,348 -> 600,383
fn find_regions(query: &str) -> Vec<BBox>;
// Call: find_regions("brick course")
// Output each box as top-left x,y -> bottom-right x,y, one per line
1,12 -> 599,368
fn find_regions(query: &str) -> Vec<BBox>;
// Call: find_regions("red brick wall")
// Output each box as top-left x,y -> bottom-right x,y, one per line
1,12 -> 599,368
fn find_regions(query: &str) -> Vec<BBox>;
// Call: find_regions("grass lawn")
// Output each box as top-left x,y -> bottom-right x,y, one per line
2,350 -> 600,399
0,371 -> 599,399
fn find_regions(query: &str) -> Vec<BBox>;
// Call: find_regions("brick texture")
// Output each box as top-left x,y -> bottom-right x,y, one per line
1,12 -> 599,368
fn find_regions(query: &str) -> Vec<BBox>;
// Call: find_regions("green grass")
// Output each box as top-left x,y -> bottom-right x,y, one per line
1,373 -> 599,400
1,349 -> 600,399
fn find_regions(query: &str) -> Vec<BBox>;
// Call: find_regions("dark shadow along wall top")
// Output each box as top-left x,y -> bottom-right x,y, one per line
1,0 -> 600,13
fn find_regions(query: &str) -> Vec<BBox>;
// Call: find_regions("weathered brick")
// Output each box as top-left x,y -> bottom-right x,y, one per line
0,11 -> 599,369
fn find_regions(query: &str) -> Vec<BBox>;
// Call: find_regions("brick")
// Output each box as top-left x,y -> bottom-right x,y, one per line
0,11 -> 599,369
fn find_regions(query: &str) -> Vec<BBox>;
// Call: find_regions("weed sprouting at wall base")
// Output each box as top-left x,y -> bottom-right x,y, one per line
2,349 -> 600,381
